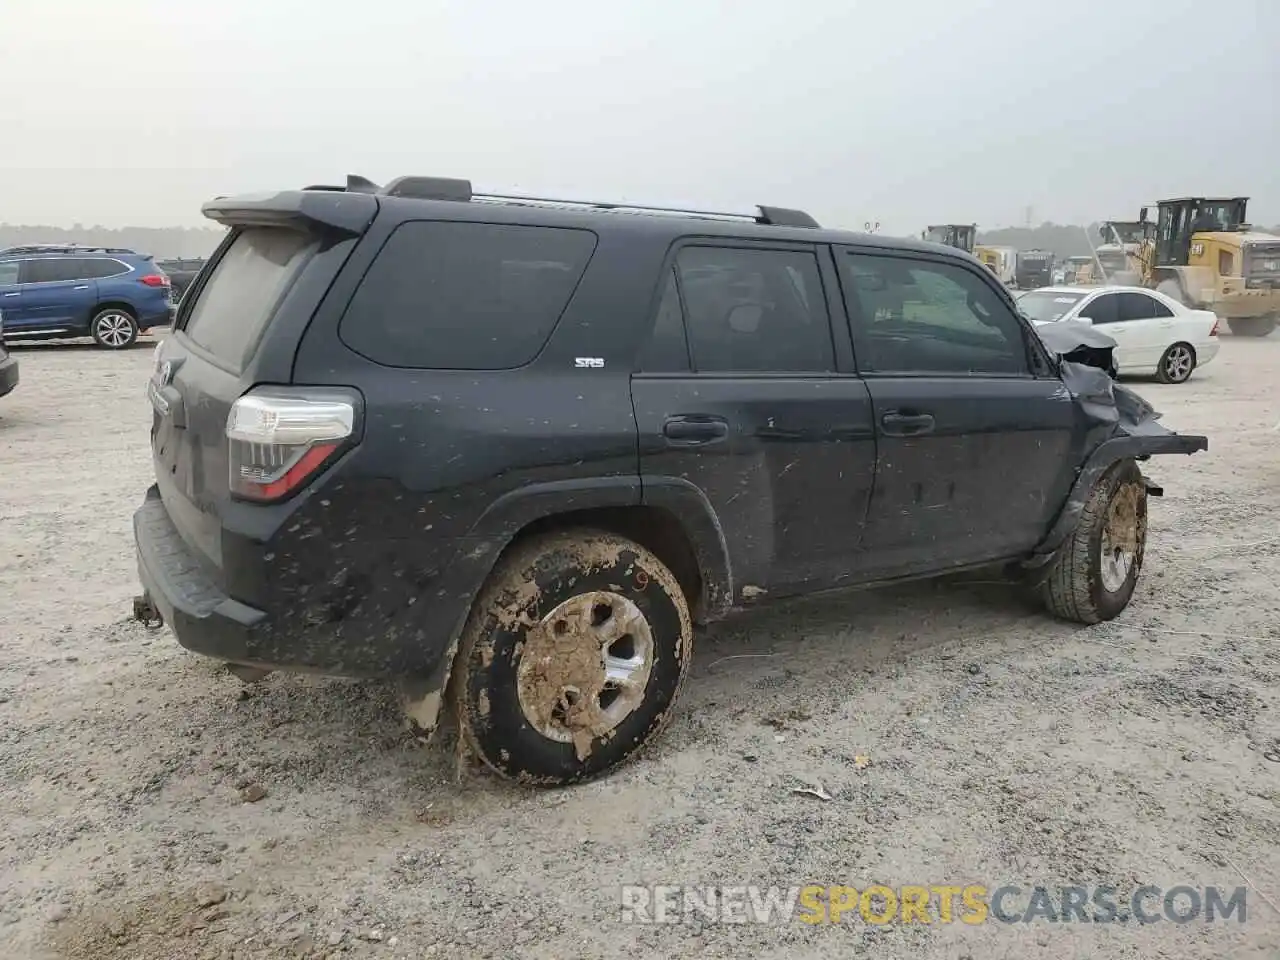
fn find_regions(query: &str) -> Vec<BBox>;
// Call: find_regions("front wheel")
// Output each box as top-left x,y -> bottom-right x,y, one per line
1156,342 -> 1196,384
1226,317 -> 1277,338
90,308 -> 139,349
450,529 -> 693,785
1039,460 -> 1148,624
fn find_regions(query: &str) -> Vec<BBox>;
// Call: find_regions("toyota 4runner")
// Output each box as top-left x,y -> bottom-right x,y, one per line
134,174 -> 1208,786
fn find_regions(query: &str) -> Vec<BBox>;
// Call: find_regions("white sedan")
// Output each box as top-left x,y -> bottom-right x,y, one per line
1015,285 -> 1220,384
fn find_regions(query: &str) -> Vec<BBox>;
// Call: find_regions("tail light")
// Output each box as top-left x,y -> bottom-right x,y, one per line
1210,317 -> 1220,337
139,273 -> 170,288
226,389 -> 358,502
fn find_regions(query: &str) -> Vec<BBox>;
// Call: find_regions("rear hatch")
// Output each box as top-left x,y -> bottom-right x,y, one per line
149,189 -> 376,588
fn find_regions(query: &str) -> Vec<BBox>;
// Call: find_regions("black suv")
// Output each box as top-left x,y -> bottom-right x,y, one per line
133,175 -> 1207,786
155,258 -> 208,300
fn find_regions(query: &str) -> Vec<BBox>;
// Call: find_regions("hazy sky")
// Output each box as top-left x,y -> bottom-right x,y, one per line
1,0 -> 1276,234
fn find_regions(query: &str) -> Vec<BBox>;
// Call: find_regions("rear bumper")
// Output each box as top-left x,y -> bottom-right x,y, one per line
0,354 -> 17,397
138,304 -> 176,331
135,485 -> 268,666
133,484 -> 484,679
1198,339 -> 1221,366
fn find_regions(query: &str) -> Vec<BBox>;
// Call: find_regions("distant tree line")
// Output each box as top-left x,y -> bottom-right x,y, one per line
0,224 -> 224,259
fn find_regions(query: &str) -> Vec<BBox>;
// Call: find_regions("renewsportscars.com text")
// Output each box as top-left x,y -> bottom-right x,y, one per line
620,884 -> 1248,925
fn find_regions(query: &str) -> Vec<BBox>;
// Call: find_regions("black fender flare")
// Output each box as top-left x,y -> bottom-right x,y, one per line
398,474 -> 732,735
399,476 -> 645,736
640,476 -> 734,620
1027,432 -> 1207,567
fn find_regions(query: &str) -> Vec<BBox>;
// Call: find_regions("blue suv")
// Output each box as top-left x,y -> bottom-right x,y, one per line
0,245 -> 176,349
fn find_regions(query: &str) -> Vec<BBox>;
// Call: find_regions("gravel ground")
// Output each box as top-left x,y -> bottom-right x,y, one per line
1,334 -> 1278,960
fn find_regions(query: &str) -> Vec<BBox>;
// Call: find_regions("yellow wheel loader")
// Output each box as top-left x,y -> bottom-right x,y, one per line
1144,197 -> 1280,337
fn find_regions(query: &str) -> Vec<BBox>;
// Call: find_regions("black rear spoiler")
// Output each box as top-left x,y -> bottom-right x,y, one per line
201,189 -> 377,236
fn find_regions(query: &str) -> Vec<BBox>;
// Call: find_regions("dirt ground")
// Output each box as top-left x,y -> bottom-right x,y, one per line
1,333 -> 1278,960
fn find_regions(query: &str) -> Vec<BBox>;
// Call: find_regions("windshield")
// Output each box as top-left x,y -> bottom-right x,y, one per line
1016,291 -> 1084,323
1192,201 -> 1245,232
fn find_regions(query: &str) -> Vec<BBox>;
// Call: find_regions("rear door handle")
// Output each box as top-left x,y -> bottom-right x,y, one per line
881,412 -> 935,436
663,415 -> 729,444
1,292 -> 17,298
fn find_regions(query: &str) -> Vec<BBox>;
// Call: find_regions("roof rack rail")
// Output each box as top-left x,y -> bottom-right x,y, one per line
301,174 -> 820,228
0,243 -> 138,256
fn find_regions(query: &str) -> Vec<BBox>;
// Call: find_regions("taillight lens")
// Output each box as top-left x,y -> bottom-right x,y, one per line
226,390 -> 357,502
140,274 -> 170,288
1209,317 -> 1220,337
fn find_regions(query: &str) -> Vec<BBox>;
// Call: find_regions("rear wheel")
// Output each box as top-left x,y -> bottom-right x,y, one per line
1039,459 -> 1147,625
1156,342 -> 1196,384
450,529 -> 693,785
1226,317 -> 1276,337
90,308 -> 138,349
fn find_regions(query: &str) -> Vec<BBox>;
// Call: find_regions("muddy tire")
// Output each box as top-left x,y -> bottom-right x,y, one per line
1227,317 -> 1276,337
452,529 -> 693,786
1156,342 -> 1196,384
1039,460 -> 1147,625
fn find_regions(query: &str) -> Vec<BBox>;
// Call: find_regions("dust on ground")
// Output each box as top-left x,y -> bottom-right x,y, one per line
1,335 -> 1278,960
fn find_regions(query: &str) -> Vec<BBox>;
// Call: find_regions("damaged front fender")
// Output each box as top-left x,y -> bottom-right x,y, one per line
1026,322 -> 1208,566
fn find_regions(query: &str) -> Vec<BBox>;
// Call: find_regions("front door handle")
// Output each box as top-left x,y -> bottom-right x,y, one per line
73,284 -> 90,290
1,292 -> 18,298
663,415 -> 729,444
881,412 -> 935,436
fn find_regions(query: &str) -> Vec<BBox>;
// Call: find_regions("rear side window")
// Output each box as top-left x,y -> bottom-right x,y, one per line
183,227 -> 313,370
80,258 -> 130,279
339,221 -> 597,370
0,262 -> 18,285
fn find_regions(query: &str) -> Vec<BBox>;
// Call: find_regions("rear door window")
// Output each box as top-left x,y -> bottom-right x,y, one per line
19,259 -> 72,284
0,262 -> 18,286
339,221 -> 597,370
182,227 -> 314,371
1117,292 -> 1157,321
675,245 -> 833,373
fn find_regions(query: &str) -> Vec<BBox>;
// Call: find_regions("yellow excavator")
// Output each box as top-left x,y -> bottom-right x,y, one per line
1135,197 -> 1280,337
922,224 -> 976,254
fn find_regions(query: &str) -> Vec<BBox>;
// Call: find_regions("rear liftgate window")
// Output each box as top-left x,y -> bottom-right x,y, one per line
338,221 -> 597,369
182,227 -> 314,371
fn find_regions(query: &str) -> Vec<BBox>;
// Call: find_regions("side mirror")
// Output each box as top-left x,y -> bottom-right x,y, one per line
1075,316 -> 1094,326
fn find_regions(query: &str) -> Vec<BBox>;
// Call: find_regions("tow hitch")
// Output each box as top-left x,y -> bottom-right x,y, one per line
133,593 -> 164,629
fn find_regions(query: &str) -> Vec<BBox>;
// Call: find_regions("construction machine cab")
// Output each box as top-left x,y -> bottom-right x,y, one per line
1154,197 -> 1248,267
1098,218 -> 1154,247
923,224 -> 976,254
